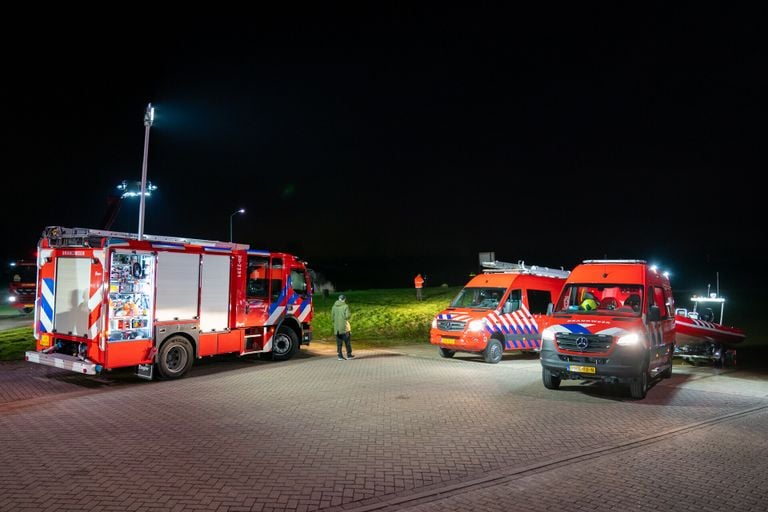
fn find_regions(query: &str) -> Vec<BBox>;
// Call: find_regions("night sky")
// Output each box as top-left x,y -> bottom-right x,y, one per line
3,6 -> 764,302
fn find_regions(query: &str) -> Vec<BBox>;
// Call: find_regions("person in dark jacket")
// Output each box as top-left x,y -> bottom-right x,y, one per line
331,294 -> 353,360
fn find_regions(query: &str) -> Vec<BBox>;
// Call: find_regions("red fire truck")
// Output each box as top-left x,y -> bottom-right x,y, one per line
7,260 -> 37,313
26,226 -> 313,380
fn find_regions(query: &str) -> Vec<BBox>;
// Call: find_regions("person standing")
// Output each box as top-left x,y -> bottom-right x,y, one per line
414,273 -> 424,301
331,294 -> 354,360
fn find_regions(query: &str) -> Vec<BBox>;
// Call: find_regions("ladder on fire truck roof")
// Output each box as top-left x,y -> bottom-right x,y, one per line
41,226 -> 250,250
481,260 -> 570,279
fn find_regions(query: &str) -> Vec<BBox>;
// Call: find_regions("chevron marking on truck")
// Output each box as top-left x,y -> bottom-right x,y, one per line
40,278 -> 55,333
297,299 -> 312,322
87,284 -> 102,341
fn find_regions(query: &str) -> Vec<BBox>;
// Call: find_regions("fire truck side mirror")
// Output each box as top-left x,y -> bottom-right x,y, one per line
546,303 -> 554,315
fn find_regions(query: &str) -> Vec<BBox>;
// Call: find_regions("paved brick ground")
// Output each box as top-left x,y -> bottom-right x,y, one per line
395,409 -> 768,512
1,343 -> 766,512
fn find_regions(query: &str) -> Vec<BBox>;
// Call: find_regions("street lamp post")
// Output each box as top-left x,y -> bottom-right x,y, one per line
229,208 -> 245,242
138,103 -> 155,240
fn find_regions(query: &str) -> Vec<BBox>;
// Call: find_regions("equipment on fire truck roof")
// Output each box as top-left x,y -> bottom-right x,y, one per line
42,226 -> 249,251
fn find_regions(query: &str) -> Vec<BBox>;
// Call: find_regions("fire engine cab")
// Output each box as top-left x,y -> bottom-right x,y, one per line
26,226 -> 313,380
539,260 -> 675,399
7,260 -> 36,313
430,261 -> 568,363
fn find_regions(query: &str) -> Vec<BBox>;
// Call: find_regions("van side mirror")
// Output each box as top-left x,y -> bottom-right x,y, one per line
648,305 -> 661,322
546,303 -> 554,315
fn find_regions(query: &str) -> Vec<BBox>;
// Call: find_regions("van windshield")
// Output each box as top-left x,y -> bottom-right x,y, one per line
450,287 -> 506,309
555,284 -> 643,317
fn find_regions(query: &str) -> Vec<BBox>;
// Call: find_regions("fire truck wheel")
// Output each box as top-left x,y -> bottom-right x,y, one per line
156,336 -> 194,379
438,347 -> 455,358
22,307 -> 33,314
482,339 -> 503,364
542,367 -> 561,389
271,327 -> 299,361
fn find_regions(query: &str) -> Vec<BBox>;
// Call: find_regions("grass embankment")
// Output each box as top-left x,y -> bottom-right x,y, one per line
0,327 -> 35,360
312,287 -> 459,347
0,304 -> 35,360
0,304 -> 22,316
0,287 -> 459,360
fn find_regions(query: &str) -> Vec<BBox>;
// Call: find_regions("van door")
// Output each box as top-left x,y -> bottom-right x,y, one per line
498,289 -> 538,349
523,289 -> 553,349
647,285 -> 672,374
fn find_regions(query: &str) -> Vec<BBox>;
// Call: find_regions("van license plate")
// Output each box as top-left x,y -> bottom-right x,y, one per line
441,338 -> 456,345
568,364 -> 596,374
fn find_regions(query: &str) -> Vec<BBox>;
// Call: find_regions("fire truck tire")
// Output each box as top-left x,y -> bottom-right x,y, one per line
156,336 -> 194,379
438,347 -> 455,358
629,370 -> 648,399
542,367 -> 561,389
271,326 -> 299,361
482,339 -> 503,364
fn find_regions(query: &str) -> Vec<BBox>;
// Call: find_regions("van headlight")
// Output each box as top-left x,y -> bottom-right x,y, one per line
541,329 -> 555,342
8,296 -> 16,303
431,318 -> 437,329
617,333 -> 641,346
468,319 -> 486,332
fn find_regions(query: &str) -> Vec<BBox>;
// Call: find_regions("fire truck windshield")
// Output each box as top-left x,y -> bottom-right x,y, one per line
9,263 -> 36,284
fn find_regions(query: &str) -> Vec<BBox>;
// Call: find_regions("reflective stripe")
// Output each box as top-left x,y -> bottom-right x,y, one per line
40,278 -> 54,333
297,300 -> 312,322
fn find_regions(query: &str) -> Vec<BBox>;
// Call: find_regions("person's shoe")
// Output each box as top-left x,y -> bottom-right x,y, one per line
338,356 -> 345,361
347,354 -> 355,359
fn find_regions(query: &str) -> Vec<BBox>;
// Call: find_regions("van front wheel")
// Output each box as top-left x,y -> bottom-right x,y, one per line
542,367 -> 561,389
629,371 -> 648,399
483,339 -> 503,364
438,347 -> 455,358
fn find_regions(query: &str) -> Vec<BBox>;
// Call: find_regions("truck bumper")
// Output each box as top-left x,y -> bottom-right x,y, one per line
25,351 -> 101,375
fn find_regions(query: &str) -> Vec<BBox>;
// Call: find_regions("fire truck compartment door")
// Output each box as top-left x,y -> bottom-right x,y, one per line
199,254 -> 230,332
53,257 -> 92,336
155,252 -> 200,321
